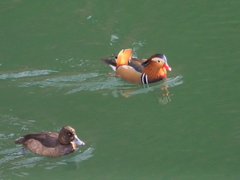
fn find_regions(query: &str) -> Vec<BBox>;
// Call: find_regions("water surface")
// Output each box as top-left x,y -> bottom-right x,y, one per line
0,0 -> 240,179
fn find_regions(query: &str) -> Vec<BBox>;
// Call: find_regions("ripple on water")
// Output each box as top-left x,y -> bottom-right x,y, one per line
0,70 -> 58,80
19,73 -> 102,88
17,69 -> 183,98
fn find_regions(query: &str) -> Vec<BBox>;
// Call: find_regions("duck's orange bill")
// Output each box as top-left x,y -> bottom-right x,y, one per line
116,49 -> 132,68
163,63 -> 172,71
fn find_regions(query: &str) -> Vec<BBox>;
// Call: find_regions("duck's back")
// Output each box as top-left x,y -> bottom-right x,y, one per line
128,57 -> 146,73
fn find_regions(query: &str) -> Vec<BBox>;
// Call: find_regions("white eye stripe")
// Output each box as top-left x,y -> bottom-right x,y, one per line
151,57 -> 162,62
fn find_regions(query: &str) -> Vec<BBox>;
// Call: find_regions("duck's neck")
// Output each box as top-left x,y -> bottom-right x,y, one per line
71,142 -> 77,150
144,66 -> 167,83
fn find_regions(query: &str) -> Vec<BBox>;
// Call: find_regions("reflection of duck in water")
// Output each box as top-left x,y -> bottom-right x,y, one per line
118,83 -> 173,105
158,85 -> 173,105
101,49 -> 171,84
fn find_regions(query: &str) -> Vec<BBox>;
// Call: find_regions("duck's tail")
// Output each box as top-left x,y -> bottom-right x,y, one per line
15,138 -> 24,144
101,57 -> 117,71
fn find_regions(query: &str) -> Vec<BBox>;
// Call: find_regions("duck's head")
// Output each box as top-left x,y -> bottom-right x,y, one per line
58,126 -> 85,146
142,54 -> 171,71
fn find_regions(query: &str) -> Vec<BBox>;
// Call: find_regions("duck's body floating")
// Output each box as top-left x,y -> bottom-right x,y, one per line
15,126 -> 85,157
101,49 -> 171,84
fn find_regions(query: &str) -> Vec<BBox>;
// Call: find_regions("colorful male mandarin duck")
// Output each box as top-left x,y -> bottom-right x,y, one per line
101,49 -> 171,84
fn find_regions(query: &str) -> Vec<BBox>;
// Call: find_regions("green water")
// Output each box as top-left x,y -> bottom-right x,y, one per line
0,0 -> 240,179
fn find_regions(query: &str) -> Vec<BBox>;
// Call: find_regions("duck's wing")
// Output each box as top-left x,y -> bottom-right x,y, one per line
128,58 -> 147,73
101,49 -> 132,71
15,132 -> 59,148
131,57 -> 147,64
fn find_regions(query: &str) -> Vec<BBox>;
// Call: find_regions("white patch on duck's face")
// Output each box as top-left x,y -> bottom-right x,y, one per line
151,57 -> 164,64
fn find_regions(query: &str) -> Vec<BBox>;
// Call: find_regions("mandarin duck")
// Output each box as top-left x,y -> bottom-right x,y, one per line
101,49 -> 171,84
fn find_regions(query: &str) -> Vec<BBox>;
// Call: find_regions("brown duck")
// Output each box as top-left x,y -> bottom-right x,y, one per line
15,126 -> 85,157
101,49 -> 171,84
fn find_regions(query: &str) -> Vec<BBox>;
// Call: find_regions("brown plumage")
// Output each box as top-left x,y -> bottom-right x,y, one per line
15,126 -> 85,157
101,49 -> 171,84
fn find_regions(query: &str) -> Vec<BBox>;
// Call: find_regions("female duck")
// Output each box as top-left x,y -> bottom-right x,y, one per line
15,126 -> 85,157
101,49 -> 171,84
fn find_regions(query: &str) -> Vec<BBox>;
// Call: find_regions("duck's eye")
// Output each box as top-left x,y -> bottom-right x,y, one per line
158,60 -> 160,63
68,133 -> 72,136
